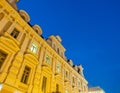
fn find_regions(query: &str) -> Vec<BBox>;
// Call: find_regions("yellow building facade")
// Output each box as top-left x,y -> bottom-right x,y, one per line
0,0 -> 88,93
88,87 -> 105,93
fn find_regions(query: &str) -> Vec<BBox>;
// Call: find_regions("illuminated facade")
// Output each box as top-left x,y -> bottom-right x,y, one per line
0,0 -> 88,93
88,87 -> 105,93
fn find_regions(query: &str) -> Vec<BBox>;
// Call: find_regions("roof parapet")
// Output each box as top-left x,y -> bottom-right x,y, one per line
32,24 -> 43,35
73,65 -> 78,71
56,35 -> 62,42
19,10 -> 30,22
68,59 -> 73,66
78,65 -> 84,77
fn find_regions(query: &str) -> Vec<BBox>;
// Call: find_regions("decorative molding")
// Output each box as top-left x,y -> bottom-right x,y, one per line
32,24 -> 42,35
56,35 -> 62,42
68,59 -> 73,66
19,10 -> 30,22
73,65 -> 78,71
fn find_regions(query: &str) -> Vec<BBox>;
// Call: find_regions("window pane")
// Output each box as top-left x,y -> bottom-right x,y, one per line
0,50 -> 7,69
65,71 -> 68,78
56,84 -> 59,92
30,43 -> 38,53
42,76 -> 47,93
21,66 -> 31,84
73,77 -> 75,83
0,13 -> 4,21
56,63 -> 61,73
78,81 -> 80,87
46,55 -> 50,64
10,29 -> 19,38
65,89 -> 69,93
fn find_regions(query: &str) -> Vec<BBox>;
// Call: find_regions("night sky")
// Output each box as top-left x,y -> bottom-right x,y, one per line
17,0 -> 120,93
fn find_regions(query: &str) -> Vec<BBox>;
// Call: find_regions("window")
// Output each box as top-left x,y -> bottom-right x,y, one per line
30,43 -> 38,53
84,85 -> 86,91
0,50 -> 7,69
56,84 -> 59,92
53,44 -> 56,49
46,55 -> 50,64
65,71 -> 68,78
56,63 -> 61,73
72,77 -> 75,83
78,80 -> 80,88
0,13 -> 4,21
57,48 -> 60,54
21,66 -> 31,84
10,29 -> 19,38
65,89 -> 69,93
42,76 -> 47,93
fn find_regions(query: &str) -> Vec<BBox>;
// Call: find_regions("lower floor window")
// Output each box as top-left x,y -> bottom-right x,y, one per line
65,89 -> 69,93
56,84 -> 59,92
0,50 -> 7,69
42,76 -> 47,93
21,66 -> 31,84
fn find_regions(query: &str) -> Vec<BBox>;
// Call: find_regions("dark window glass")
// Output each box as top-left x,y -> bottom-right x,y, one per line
65,71 -> 68,78
10,29 -> 19,38
21,66 -> 31,84
0,13 -> 4,21
56,84 -> 59,92
42,76 -> 47,93
0,50 -> 7,69
73,77 -> 75,83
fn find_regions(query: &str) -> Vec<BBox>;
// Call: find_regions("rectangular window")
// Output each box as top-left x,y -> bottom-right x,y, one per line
10,28 -> 19,38
0,13 -> 4,21
56,63 -> 61,73
57,48 -> 60,54
21,66 -> 31,84
30,43 -> 38,53
65,71 -> 68,78
0,50 -> 7,69
65,89 -> 69,93
78,81 -> 80,88
56,84 -> 59,92
46,55 -> 50,64
72,77 -> 75,83
42,76 -> 47,93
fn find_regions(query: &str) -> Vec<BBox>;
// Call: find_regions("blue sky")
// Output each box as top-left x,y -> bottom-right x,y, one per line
18,0 -> 120,93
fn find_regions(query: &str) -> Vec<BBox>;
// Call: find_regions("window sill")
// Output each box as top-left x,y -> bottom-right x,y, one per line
18,82 -> 28,91
4,32 -> 20,46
